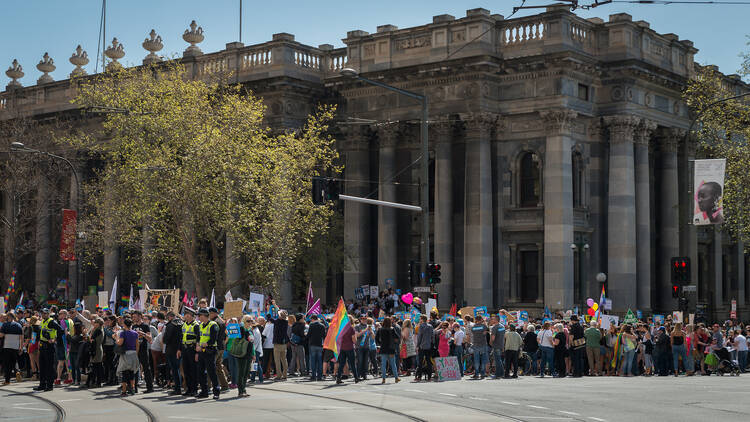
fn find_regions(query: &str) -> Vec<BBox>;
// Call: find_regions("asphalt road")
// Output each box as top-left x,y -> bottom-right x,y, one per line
1,374 -> 748,422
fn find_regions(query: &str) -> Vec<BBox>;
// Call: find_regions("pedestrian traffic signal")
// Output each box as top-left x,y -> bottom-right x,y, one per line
426,263 -> 441,284
672,284 -> 680,299
670,257 -> 690,285
312,177 -> 341,205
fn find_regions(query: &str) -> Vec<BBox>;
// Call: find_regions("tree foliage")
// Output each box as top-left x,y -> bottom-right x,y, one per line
64,63 -> 339,297
684,63 -> 750,242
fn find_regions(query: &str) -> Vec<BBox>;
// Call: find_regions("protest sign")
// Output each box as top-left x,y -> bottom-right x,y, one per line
434,356 -> 461,381
0,297 -> 5,314
624,309 -> 638,324
672,311 -> 683,324
248,293 -> 264,311
603,299 -> 612,310
600,315 -> 619,331
226,323 -> 241,339
83,295 -> 98,313
474,306 -> 488,318
653,314 -> 665,325
426,298 -> 437,314
224,300 -> 245,321
144,288 -> 180,314
98,291 -> 109,309
370,285 -> 379,298
458,306 -> 474,317
498,314 -> 507,326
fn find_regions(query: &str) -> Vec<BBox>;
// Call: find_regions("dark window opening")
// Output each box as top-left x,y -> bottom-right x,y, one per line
520,152 -> 540,207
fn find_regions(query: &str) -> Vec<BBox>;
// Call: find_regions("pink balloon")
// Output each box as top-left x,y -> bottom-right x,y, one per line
586,298 -> 594,307
401,293 -> 413,305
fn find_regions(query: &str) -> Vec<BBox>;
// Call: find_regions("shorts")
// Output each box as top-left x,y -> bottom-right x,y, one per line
56,344 -> 67,360
323,349 -> 334,363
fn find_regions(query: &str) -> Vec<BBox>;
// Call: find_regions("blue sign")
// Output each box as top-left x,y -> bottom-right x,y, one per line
636,310 -> 643,320
474,306 -> 488,318
226,323 -> 241,339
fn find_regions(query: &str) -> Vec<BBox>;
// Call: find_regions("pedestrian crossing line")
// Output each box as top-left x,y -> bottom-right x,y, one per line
405,389 -> 426,393
501,401 -> 520,405
12,407 -> 51,411
588,418 -> 607,422
439,393 -> 457,397
559,411 -> 580,416
59,399 -> 81,402
469,397 -> 488,401
528,405 -> 549,409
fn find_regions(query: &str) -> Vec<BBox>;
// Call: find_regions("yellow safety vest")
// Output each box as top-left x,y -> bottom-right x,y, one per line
40,318 -> 57,342
199,321 -> 218,347
182,320 -> 199,345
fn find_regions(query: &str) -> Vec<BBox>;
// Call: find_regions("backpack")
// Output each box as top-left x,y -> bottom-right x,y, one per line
230,334 -> 251,358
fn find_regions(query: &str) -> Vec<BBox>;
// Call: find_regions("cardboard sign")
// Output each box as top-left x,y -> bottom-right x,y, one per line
224,300 -> 245,321
144,288 -> 180,314
434,356 -> 461,381
98,291 -> 109,309
83,295 -> 98,313
226,323 -> 241,339
458,306 -> 474,317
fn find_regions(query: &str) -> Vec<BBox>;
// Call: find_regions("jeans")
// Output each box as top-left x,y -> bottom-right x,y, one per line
492,349 -> 505,378
309,346 -> 323,379
473,348 -> 488,377
540,346 -> 554,376
166,354 -> 181,390
738,350 -> 748,372
453,345 -> 464,376
336,349 -> 357,380
226,353 -> 238,385
356,347 -> 370,378
672,344 -> 687,373
504,350 -> 519,377
621,349 -> 635,375
527,349 -> 539,375
289,344 -> 307,375
380,354 -> 398,380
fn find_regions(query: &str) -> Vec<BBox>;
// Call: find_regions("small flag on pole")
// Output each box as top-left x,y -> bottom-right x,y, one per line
306,298 -> 321,316
305,281 -> 314,313
209,288 -> 215,308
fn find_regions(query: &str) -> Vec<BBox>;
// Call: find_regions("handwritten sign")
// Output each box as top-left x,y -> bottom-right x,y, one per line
224,300 -> 245,321
226,323 -> 241,339
144,288 -> 180,314
434,356 -> 461,381
474,306 -> 488,318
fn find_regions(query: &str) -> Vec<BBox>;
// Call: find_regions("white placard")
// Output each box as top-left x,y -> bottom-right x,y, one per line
0,297 -> 5,314
370,285 -> 379,298
426,298 -> 437,314
600,315 -> 619,331
693,159 -> 726,225
248,293 -> 264,312
98,291 -> 109,308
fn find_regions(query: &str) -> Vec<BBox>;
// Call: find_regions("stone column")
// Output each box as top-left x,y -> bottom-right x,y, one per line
541,110 -> 577,310
536,242 -> 545,304
67,175 -> 78,297
659,129 -> 682,311
634,120 -> 656,311
35,181 -> 52,298
432,118 -> 454,307
509,243 -> 518,302
377,124 -> 398,290
342,126 -> 372,297
604,115 -> 640,312
225,235 -> 243,297
738,240 -> 745,307
713,227 -> 723,308
462,113 -> 497,307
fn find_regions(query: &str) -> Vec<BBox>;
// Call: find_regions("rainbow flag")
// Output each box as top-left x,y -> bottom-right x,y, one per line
595,284 -> 606,322
322,298 -> 351,358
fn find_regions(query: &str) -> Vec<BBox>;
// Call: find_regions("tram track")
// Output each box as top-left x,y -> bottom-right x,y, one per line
0,386 -> 66,422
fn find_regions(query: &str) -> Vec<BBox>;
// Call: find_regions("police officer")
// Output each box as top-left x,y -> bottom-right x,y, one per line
34,309 -> 62,391
196,308 -> 220,399
178,307 -> 199,396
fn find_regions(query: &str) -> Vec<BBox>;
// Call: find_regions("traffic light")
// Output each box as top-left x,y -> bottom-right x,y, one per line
311,177 -> 341,205
670,257 -> 690,285
672,284 -> 680,299
426,263 -> 441,284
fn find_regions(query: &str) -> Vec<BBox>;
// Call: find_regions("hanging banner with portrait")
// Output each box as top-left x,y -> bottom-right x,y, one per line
693,159 -> 726,225
60,209 -> 77,261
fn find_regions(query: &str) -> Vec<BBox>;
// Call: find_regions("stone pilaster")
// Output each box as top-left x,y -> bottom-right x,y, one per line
713,227 -> 723,308
432,117 -> 455,307
659,128 -> 683,311
738,239 -> 745,307
462,113 -> 497,307
376,123 -> 399,290
35,181 -> 52,298
604,115 -> 640,312
67,175 -> 78,296
634,120 -> 656,311
540,109 -> 577,310
342,125 -> 372,296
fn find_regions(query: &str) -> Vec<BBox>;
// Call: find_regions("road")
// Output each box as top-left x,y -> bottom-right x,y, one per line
1,374 -> 747,421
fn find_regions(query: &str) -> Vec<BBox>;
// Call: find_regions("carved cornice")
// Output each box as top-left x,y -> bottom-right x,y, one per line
634,119 -> 657,147
603,115 -> 641,144
539,109 -> 578,134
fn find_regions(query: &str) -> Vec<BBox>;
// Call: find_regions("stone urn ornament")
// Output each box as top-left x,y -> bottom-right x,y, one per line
5,59 -> 24,88
142,29 -> 163,65
36,52 -> 56,84
69,45 -> 89,77
182,20 -> 204,57
104,38 -> 125,71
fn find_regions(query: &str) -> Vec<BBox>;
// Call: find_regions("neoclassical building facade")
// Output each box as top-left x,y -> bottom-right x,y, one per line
2,7 -> 749,319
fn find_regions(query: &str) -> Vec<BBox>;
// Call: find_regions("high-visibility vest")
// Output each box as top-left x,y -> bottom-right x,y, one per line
182,320 -> 199,345
199,321 -> 218,347
40,318 -> 57,342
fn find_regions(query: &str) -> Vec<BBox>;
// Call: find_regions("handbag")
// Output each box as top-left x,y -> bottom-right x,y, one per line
400,342 -> 407,359
230,336 -> 250,358
572,338 -> 586,348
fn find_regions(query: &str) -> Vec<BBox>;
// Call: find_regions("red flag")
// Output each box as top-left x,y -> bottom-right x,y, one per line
449,303 -> 457,317
60,209 -> 77,261
305,281 -> 314,313
182,292 -> 189,305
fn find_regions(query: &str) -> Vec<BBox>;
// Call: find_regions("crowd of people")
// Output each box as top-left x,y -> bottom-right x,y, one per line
1,298 -> 747,401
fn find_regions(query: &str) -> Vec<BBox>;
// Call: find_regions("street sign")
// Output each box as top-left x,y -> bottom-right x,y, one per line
731,299 -> 737,312
413,286 -> 431,293
682,285 -> 697,292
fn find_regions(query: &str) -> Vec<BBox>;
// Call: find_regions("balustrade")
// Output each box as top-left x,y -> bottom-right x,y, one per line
501,19 -> 545,45
241,48 -> 272,69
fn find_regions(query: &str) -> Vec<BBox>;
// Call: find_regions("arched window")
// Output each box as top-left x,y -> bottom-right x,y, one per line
519,152 -> 540,207
572,151 -> 583,208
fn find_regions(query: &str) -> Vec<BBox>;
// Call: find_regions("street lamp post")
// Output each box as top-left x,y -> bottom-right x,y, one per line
339,68 -> 431,280
10,142 -> 83,301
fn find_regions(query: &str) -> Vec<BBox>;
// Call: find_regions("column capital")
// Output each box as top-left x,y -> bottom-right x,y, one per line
339,124 -> 370,151
604,115 -> 641,144
377,122 -> 400,148
634,119 -> 657,146
429,116 -> 454,144
540,109 -> 577,134
460,112 -> 503,140
661,127 -> 686,153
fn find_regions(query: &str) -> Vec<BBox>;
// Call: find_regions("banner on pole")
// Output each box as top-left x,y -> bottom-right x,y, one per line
144,288 -> 180,314
693,159 -> 726,225
60,209 -> 77,261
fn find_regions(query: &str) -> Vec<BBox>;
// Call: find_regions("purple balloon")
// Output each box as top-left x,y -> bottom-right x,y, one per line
586,298 -> 594,307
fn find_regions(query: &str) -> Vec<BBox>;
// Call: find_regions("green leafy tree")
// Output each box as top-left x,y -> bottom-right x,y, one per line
64,63 -> 339,297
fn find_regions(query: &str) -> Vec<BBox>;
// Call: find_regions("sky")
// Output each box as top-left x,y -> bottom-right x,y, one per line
2,0 -> 749,87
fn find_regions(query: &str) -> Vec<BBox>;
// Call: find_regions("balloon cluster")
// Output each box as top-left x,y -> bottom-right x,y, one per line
586,297 -> 599,317
400,292 -> 423,306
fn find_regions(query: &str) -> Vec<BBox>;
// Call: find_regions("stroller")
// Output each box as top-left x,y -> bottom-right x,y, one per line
706,347 -> 741,376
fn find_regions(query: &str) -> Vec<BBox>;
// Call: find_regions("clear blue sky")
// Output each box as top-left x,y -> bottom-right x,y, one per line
3,0 -> 748,87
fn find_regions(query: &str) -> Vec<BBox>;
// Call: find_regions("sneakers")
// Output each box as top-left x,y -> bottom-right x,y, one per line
63,379 -> 73,385
16,372 -> 23,382
54,379 -> 61,385
395,378 -> 401,383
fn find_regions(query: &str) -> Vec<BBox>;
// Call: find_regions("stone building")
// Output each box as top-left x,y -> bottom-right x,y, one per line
1,7 -> 749,319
